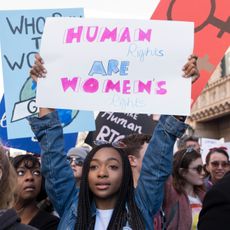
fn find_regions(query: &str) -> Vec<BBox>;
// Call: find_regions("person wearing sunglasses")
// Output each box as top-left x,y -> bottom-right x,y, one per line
162,148 -> 206,230
204,146 -> 230,191
67,146 -> 91,187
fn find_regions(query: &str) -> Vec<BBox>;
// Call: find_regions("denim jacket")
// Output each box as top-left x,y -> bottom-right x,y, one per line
29,112 -> 187,230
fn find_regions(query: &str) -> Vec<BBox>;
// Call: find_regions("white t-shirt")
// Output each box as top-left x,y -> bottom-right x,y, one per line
94,209 -> 113,230
188,195 -> 202,230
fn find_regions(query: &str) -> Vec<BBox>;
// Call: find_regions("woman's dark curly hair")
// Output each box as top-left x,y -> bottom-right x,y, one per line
75,143 -> 145,230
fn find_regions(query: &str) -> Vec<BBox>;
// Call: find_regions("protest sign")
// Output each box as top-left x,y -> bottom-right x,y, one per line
151,0 -> 230,104
0,8 -> 95,139
0,96 -> 77,154
85,112 -> 157,145
37,18 -> 194,115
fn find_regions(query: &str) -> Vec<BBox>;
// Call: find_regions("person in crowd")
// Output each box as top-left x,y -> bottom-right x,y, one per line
163,148 -> 205,230
198,170 -> 230,230
121,133 -> 165,230
28,53 -> 198,229
203,146 -> 230,191
67,146 -> 91,187
177,134 -> 200,152
12,154 -> 60,230
120,133 -> 151,187
0,146 -> 36,230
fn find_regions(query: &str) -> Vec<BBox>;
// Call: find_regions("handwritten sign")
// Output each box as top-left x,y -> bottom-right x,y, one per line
0,9 -> 95,139
37,18 -> 194,115
85,112 -> 157,145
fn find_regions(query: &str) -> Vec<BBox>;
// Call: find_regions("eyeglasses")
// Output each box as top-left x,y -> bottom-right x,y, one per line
187,165 -> 204,174
93,140 -> 126,148
210,161 -> 230,168
67,157 -> 84,166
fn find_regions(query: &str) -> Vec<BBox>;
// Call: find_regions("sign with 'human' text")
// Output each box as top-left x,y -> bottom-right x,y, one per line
37,18 -> 194,115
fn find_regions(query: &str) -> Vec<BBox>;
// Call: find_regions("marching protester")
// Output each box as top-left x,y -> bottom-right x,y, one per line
28,53 -> 199,229
163,148 -> 205,230
120,133 -> 151,188
67,146 -> 91,187
177,134 -> 201,153
203,146 -> 230,191
12,154 -> 60,230
0,146 -> 36,230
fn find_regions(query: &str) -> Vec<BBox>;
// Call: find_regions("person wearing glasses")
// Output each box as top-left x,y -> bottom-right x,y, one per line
204,147 -> 230,191
28,54 -> 199,229
67,146 -> 91,187
162,148 -> 206,230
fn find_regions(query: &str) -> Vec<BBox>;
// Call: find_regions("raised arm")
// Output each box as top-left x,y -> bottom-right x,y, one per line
135,115 -> 188,214
135,55 -> 199,229
28,54 -> 78,217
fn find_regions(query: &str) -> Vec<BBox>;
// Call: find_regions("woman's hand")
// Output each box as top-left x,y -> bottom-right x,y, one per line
182,54 -> 200,83
30,53 -> 47,82
29,53 -> 54,117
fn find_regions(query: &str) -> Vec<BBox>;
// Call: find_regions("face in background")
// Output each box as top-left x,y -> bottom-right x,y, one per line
182,157 -> 204,186
15,160 -> 42,202
131,142 -> 148,174
186,140 -> 200,153
68,157 -> 84,181
206,152 -> 230,183
88,147 -> 123,207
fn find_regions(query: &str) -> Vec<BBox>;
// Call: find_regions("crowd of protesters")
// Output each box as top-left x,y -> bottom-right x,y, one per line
0,53 -> 230,230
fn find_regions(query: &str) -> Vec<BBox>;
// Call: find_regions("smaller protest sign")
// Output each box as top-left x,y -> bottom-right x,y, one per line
85,111 -> 157,146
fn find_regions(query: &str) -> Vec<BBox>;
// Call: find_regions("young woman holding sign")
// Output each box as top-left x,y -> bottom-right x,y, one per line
29,54 -> 199,229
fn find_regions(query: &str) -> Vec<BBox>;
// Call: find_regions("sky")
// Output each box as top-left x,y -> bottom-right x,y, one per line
0,0 -> 160,98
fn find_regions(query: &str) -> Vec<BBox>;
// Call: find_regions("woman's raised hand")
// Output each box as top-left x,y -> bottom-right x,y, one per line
30,53 -> 47,82
183,54 -> 200,83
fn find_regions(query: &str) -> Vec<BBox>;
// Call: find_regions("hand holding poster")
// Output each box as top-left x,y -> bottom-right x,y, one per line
37,18 -> 194,115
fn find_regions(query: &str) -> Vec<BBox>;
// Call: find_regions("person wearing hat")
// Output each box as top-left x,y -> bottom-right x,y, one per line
67,146 -> 90,187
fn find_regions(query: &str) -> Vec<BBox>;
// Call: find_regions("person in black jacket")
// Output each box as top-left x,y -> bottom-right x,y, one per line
0,209 -> 37,230
198,171 -> 230,230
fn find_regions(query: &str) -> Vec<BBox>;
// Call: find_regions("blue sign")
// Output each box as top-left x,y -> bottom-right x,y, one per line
0,8 -> 95,139
0,95 -> 78,154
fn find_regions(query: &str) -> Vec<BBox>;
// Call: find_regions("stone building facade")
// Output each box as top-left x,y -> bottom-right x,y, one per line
188,49 -> 230,142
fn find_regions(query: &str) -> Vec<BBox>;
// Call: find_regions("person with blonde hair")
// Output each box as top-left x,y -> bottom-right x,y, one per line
0,146 -> 36,229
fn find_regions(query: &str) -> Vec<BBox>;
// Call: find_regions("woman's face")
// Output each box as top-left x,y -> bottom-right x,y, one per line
182,157 -> 204,186
15,160 -> 42,202
88,147 -> 123,208
206,152 -> 230,183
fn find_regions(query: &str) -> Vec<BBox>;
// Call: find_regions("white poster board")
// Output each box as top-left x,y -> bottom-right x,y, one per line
37,18 -> 194,115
